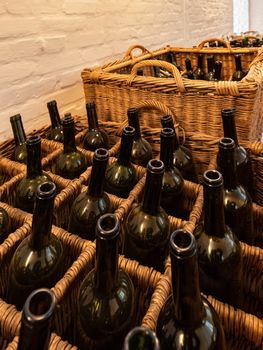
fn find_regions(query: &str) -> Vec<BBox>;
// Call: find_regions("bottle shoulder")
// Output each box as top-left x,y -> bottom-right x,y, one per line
224,186 -> 252,209
71,192 -> 111,218
83,128 -> 109,151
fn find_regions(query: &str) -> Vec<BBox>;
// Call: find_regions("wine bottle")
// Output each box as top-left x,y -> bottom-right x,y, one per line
194,170 -> 243,308
123,327 -> 160,350
214,60 -> 222,81
124,159 -> 170,272
193,54 -> 205,80
205,55 -> 215,81
83,102 -> 110,151
46,100 -> 63,143
165,52 -> 181,71
232,54 -> 246,81
0,206 -> 10,244
8,181 -> 64,310
156,229 -> 226,350
104,126 -> 137,198
68,148 -> 111,240
127,107 -> 152,167
160,128 -> 184,218
217,137 -> 254,245
183,57 -> 194,79
17,288 -> 56,350
10,114 -> 27,164
161,115 -> 198,183
221,108 -> 254,197
78,213 -> 135,350
16,135 -> 52,213
54,114 -> 87,179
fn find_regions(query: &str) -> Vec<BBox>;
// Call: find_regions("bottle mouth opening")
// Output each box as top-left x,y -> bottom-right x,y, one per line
26,135 -> 41,145
10,114 -> 22,123
219,137 -> 235,149
24,288 -> 55,322
147,159 -> 164,173
47,100 -> 57,107
170,229 -> 196,258
203,169 -> 223,187
161,127 -> 174,137
37,181 -> 56,199
97,214 -> 119,239
124,327 -> 159,350
221,108 -> 235,116
94,148 -> 109,160
127,107 -> 138,115
161,115 -> 173,123
62,115 -> 74,125
64,112 -> 72,118
123,126 -> 135,136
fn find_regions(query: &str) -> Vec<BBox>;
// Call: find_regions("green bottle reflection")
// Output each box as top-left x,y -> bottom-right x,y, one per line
183,57 -> 194,79
54,114 -> 87,179
78,214 -> 135,350
17,288 -> 56,350
10,114 -> 27,164
193,54 -> 205,80
205,55 -> 215,81
46,100 -> 64,142
104,126 -> 137,198
194,170 -> 243,309
232,54 -> 246,81
16,135 -> 52,213
123,327 -> 160,350
8,181 -> 64,310
156,229 -> 226,350
68,148 -> 111,240
124,159 -> 170,272
161,115 -> 198,183
221,108 -> 254,198
83,102 -> 110,151
217,137 -> 254,245
127,108 -> 152,167
159,128 -> 184,218
0,206 -> 10,244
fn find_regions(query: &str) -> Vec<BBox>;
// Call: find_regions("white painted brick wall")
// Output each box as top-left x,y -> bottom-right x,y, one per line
0,0 -> 233,141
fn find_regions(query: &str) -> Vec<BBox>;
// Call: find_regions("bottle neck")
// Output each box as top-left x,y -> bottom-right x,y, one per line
87,103 -> 99,130
218,147 -> 238,189
94,226 -> 119,295
171,246 -> 204,326
235,55 -> 242,71
204,183 -> 226,237
11,116 -> 26,145
63,123 -> 77,153
47,102 -> 61,129
160,117 -> 180,149
198,55 -> 203,69
29,193 -> 54,250
26,140 -> 43,178
88,156 -> 108,197
142,169 -> 163,215
207,57 -> 214,73
160,132 -> 174,169
185,59 -> 192,71
222,114 -> 238,145
118,131 -> 134,166
128,109 -> 141,139
214,61 -> 222,80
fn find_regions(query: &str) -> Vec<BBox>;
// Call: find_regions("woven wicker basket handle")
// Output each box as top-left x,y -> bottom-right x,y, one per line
129,59 -> 186,93
124,44 -> 152,59
198,37 -> 232,50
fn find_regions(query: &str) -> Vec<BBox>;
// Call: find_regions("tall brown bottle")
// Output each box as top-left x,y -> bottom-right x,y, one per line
221,108 -> 254,198
157,229 -> 226,350
217,137 -> 254,245
194,170 -> 243,309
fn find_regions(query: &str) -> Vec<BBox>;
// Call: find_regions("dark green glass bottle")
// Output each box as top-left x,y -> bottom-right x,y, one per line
68,148 -> 111,240
160,128 -> 184,218
161,115 -> 198,183
193,54 -> 205,80
183,57 -> 194,79
194,170 -> 243,309
123,327 -> 160,350
232,55 -> 246,81
165,52 -> 181,72
8,181 -> 63,310
46,100 -> 63,142
104,126 -> 137,198
54,115 -> 87,179
214,60 -> 222,81
217,137 -> 254,245
0,206 -> 10,244
17,288 -> 56,350
78,213 -> 135,350
221,108 -> 254,198
205,55 -> 215,81
16,135 -> 52,213
83,102 -> 110,151
156,229 -> 226,350
10,114 -> 27,164
124,159 -> 170,272
127,108 -> 152,167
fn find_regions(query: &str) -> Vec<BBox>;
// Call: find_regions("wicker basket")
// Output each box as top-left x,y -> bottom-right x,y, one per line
5,335 -> 77,350
82,40 -> 263,145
